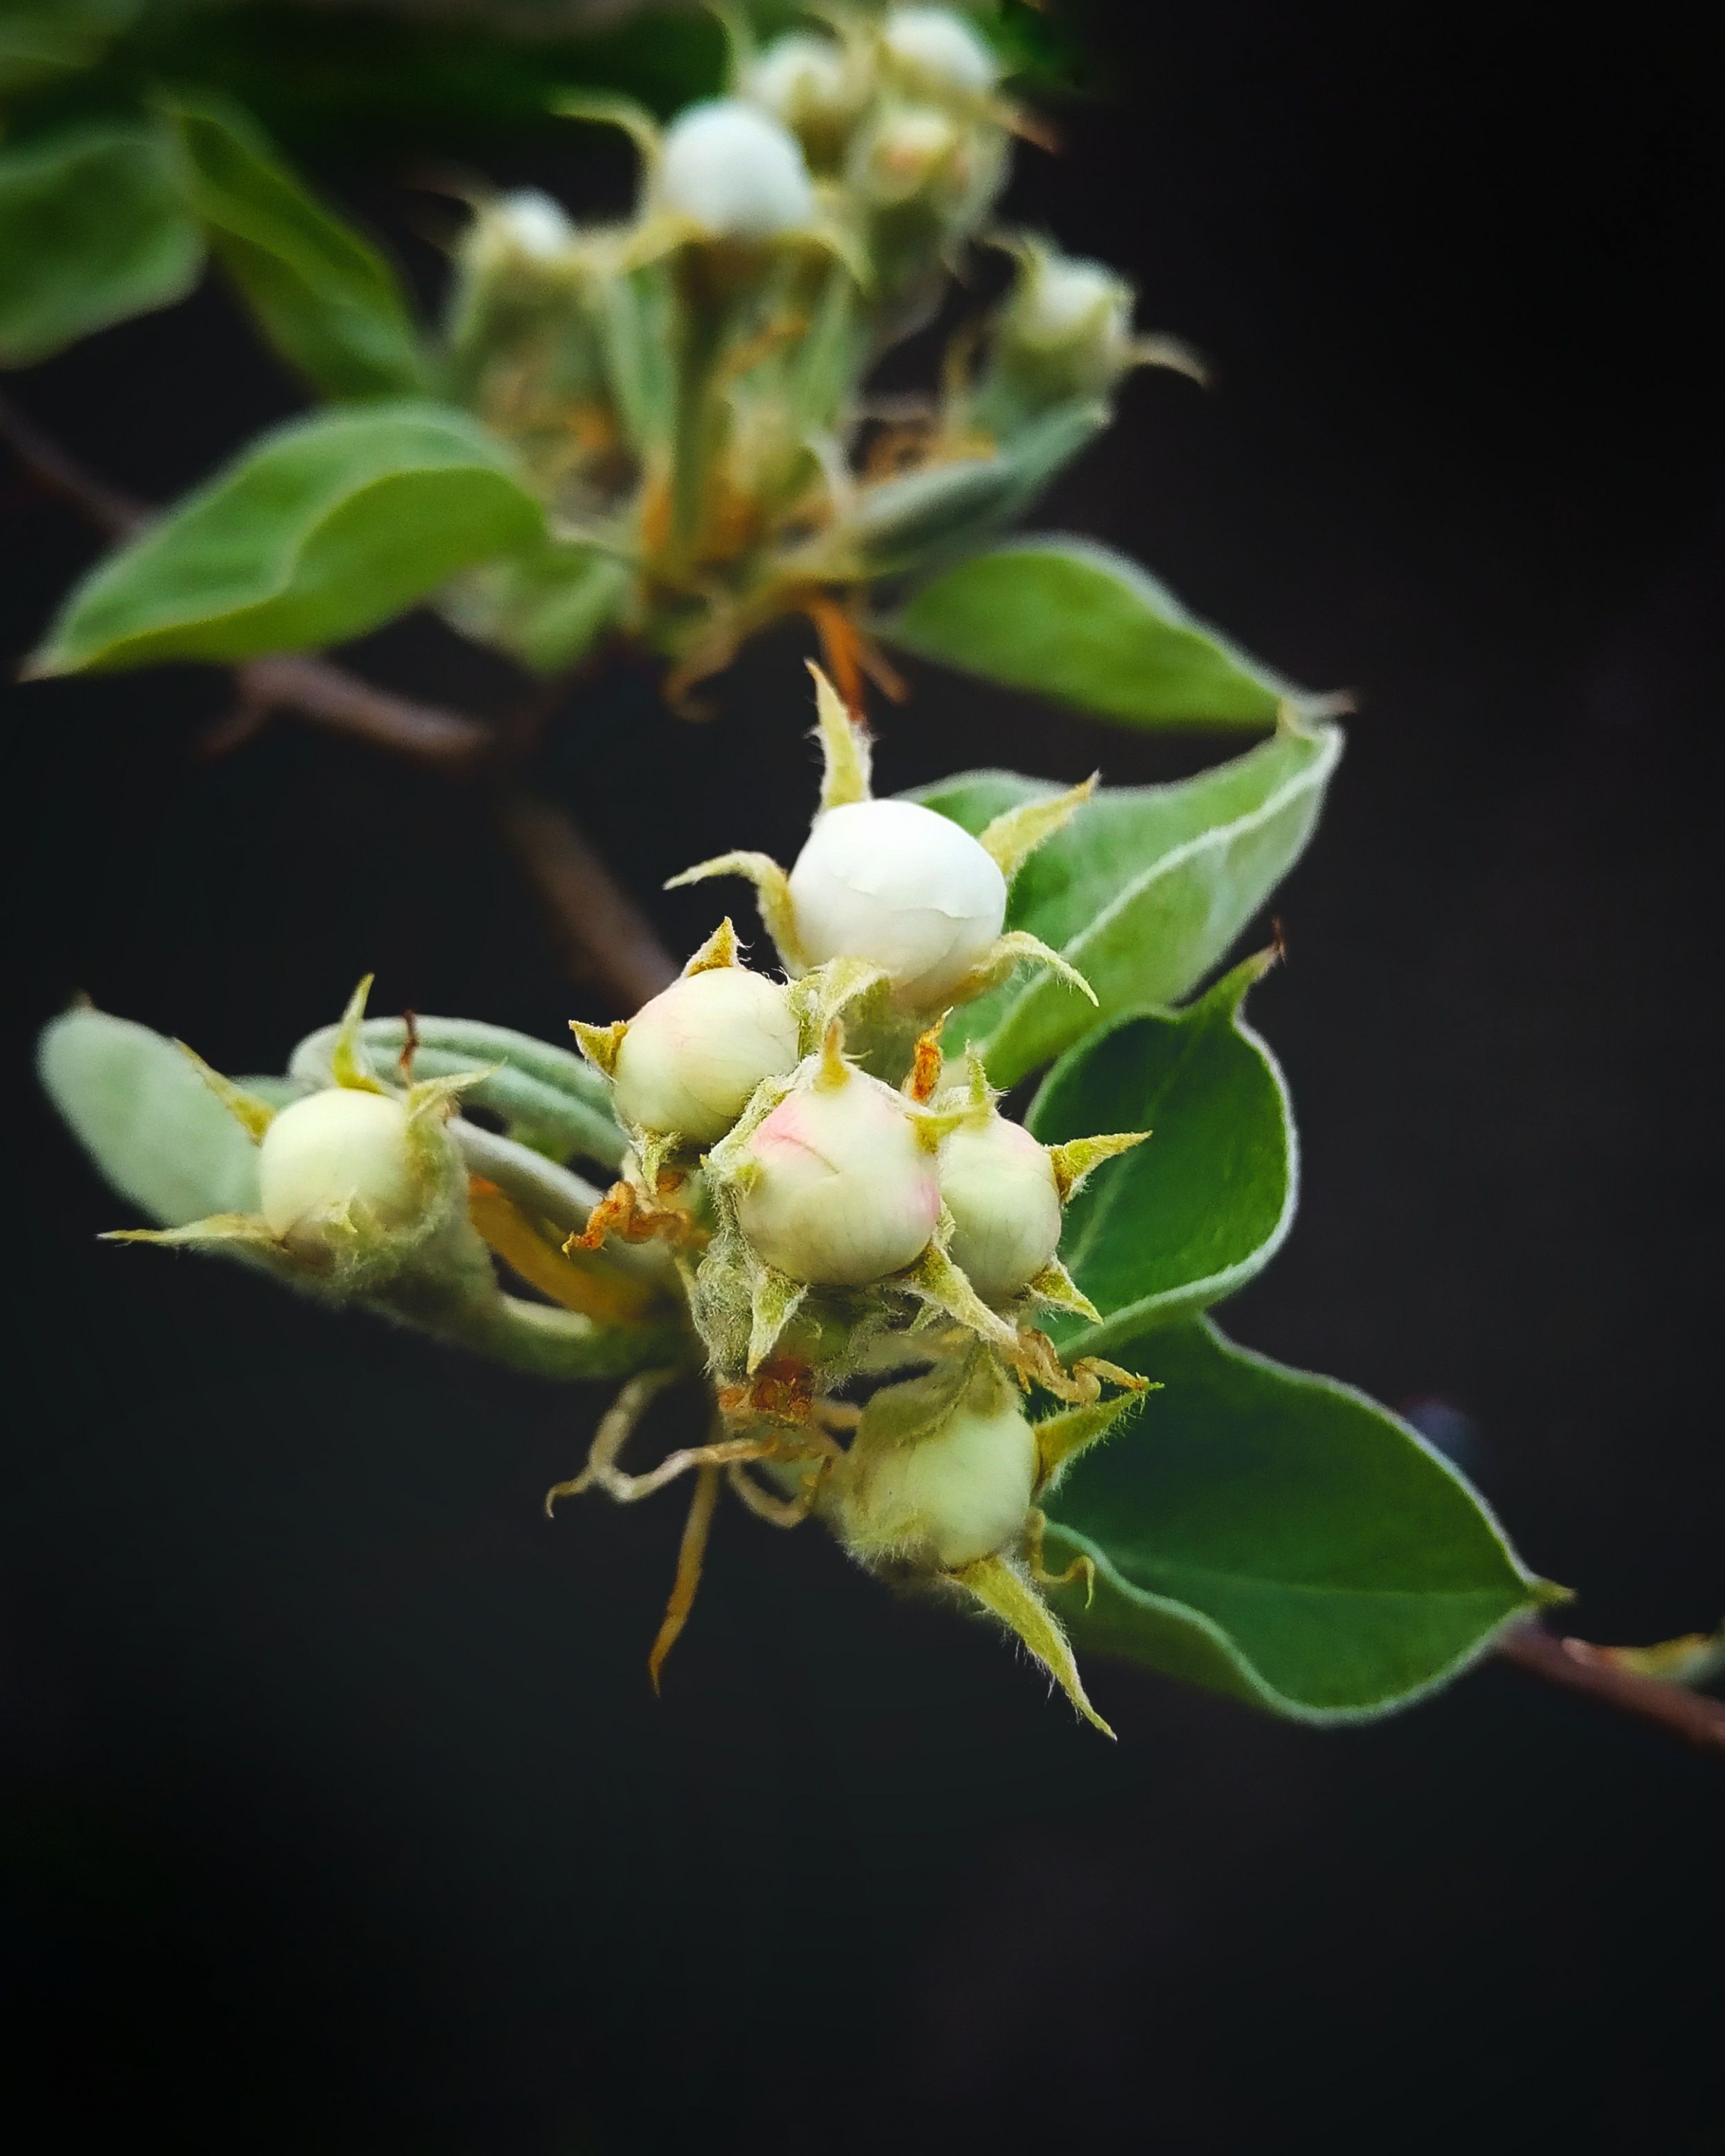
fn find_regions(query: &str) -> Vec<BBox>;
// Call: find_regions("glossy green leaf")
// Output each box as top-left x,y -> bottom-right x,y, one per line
1029,956 -> 1294,1342
32,401 -> 547,673
164,93 -> 428,400
441,539 -> 633,675
884,535 -> 1324,729
0,122 -> 202,366
37,1007 -> 262,1227
912,717 -> 1343,1084
1044,1319 -> 1548,1720
288,1013 -> 626,1170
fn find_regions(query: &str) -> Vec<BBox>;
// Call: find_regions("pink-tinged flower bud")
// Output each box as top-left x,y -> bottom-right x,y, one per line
258,1089 -> 417,1247
940,1113 -> 1062,1300
732,1062 -> 940,1284
612,967 -> 799,1142
657,99 -> 816,242
788,798 -> 1006,1005
881,7 -> 1000,98
842,1394 -> 1038,1569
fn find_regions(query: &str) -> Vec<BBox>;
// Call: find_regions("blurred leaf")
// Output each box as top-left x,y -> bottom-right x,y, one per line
163,91 -> 428,399
1045,1318 -> 1547,1720
912,719 -> 1343,1084
0,0 -> 140,96
0,119 -> 201,365
32,400 -> 547,673
844,399 -> 1107,577
37,1006 -> 261,1227
441,538 -> 632,675
885,536 -> 1322,728
1029,956 -> 1293,1342
290,1013 -> 626,1170
119,2 -> 729,152
597,265 -> 677,459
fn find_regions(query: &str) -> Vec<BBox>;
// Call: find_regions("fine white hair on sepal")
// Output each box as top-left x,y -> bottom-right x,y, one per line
788,798 -> 1007,1005
939,1115 -> 1063,1301
881,6 -> 1000,96
850,1400 -> 1039,1569
258,1088 -> 416,1244
733,1064 -> 941,1286
657,99 -> 816,241
612,967 -> 800,1142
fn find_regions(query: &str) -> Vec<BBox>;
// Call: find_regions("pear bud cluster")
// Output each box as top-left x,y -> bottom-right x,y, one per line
426,6 -> 1157,688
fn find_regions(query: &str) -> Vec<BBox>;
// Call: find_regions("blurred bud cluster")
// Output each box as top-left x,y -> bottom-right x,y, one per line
437,4 -> 1169,701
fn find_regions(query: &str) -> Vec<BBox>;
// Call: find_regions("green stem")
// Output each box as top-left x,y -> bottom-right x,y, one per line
669,273 -> 733,562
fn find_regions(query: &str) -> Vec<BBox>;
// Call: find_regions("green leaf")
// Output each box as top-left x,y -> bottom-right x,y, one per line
0,121 -> 202,367
1044,1318 -> 1547,1720
288,1013 -> 626,1170
883,535 -> 1326,729
31,400 -> 548,673
595,265 -> 677,459
840,399 -> 1108,578
911,718 -> 1343,1085
1029,957 -> 1293,1342
37,1007 -> 262,1227
441,538 -> 633,675
0,0 -> 141,96
163,93 -> 428,400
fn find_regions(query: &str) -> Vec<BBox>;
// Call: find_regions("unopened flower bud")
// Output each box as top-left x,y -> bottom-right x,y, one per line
849,100 -> 1005,236
996,249 -> 1137,400
490,188 -> 574,264
940,1113 -> 1062,1301
745,32 -> 866,159
259,1088 -> 418,1248
657,99 -> 815,243
839,1391 -> 1037,1570
881,6 -> 1000,98
732,1061 -> 939,1285
612,967 -> 799,1142
788,799 -> 1006,1006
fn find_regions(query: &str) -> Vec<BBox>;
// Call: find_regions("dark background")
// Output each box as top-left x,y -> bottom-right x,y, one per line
4,3 -> 1721,2149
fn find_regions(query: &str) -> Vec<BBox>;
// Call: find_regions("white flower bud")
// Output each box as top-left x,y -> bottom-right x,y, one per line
612,967 -> 799,1142
843,1394 -> 1037,1569
853,101 -> 961,203
492,188 -> 574,263
745,32 -> 862,142
998,251 -> 1136,397
881,7 -> 1000,98
732,1062 -> 939,1285
788,799 -> 1006,1006
259,1089 -> 418,1246
940,1114 -> 1062,1300
656,99 -> 815,242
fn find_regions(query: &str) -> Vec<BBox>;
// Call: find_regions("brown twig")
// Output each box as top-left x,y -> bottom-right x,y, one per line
3,390 -> 678,1003
496,786 -> 678,1009
0,387 -> 145,536
1496,1621 -> 1725,1759
237,654 -> 494,771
